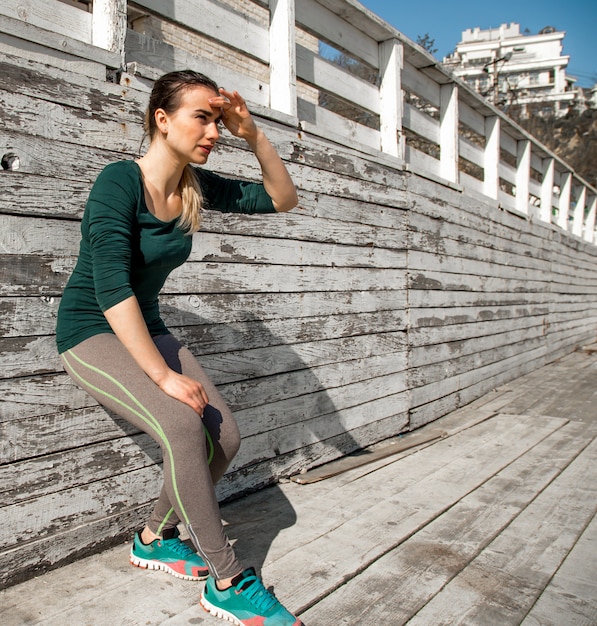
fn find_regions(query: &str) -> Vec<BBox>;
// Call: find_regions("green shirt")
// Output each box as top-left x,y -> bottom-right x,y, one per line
56,160 -> 275,353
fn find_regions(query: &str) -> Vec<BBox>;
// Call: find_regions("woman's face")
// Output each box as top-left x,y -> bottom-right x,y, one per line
158,85 -> 221,165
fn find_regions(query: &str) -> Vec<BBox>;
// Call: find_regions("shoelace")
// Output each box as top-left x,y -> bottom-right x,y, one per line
237,574 -> 279,613
163,537 -> 196,558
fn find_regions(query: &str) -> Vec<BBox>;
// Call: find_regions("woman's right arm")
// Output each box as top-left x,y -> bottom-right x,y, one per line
86,164 -> 208,416
103,296 -> 209,416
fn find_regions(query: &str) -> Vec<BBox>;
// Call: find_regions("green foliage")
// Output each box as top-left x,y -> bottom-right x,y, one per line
508,104 -> 597,188
416,33 -> 438,56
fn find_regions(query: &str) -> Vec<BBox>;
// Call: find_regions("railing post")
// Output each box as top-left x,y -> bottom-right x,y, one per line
572,185 -> 586,238
379,38 -> 405,160
92,0 -> 127,61
269,0 -> 297,118
483,116 -> 500,200
540,157 -> 555,223
557,172 -> 572,230
584,196 -> 597,243
440,83 -> 458,183
515,139 -> 530,215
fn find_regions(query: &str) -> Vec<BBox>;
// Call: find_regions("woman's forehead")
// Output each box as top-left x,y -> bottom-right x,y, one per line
178,85 -> 219,106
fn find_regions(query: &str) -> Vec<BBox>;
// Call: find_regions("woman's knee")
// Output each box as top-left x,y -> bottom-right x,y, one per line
165,406 -> 208,447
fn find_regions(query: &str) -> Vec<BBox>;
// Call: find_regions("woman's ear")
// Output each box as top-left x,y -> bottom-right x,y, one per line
154,108 -> 169,134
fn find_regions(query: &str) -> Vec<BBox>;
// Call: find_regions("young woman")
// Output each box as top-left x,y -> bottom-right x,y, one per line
56,70 -> 302,626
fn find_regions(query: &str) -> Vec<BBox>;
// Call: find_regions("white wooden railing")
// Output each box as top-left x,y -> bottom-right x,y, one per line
4,0 -> 595,242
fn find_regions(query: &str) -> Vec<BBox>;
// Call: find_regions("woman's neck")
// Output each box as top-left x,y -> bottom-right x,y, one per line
137,144 -> 187,197
136,146 -> 187,220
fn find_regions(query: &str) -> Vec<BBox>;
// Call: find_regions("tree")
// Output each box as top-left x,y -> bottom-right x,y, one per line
416,33 -> 438,56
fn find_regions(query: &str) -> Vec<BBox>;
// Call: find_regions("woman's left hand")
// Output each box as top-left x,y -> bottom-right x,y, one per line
209,88 -> 258,141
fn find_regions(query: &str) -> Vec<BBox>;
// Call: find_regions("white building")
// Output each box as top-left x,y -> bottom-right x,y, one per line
443,23 -> 582,115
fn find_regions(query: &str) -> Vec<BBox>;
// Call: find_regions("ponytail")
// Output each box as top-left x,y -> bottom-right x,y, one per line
178,165 -> 203,234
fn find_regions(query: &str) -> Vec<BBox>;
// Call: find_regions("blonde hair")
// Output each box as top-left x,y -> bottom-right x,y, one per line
144,70 -> 220,234
178,165 -> 203,233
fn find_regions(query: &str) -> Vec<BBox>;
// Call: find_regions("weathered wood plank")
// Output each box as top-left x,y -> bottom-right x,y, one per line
0,214 -> 405,268
294,0 -> 379,68
521,511 -> 597,626
0,12 -> 120,69
1,465 -> 163,549
301,418 -> 595,624
409,313 -> 549,347
199,331 -> 407,384
0,503 -> 154,590
0,254 -> 406,296
133,0 -> 269,63
409,325 -> 546,368
260,414 -> 569,611
0,88 -> 143,153
124,29 -> 269,108
0,406 -> 140,464
407,435 -> 597,625
0,128 -> 124,183
0,55 -> 145,119
0,0 -> 92,45
409,269 -> 593,295
166,262 -> 406,295
0,291 -> 406,338
291,426 -> 446,484
0,331 -> 407,423
0,434 -> 161,507
0,32 -> 106,80
0,308 -> 407,379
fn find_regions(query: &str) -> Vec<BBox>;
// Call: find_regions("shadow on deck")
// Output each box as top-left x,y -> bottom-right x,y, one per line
2,348 -> 596,625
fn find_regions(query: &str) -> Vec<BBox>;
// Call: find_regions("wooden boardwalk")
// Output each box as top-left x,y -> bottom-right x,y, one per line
1,348 -> 596,626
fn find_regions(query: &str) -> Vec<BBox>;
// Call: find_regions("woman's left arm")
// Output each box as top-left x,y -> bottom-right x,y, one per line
210,89 -> 298,212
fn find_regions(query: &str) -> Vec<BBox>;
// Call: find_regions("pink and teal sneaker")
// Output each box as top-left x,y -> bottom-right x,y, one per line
130,527 -> 209,581
200,567 -> 304,625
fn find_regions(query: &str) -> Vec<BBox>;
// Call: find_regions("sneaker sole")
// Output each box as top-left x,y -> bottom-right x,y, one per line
199,594 -> 244,625
130,552 -> 208,581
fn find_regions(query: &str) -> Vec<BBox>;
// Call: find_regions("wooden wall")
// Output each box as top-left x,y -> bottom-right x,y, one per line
1,1 -> 596,590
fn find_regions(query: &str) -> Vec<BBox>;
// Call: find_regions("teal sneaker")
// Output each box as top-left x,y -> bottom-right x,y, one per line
200,567 -> 303,625
130,528 -> 209,581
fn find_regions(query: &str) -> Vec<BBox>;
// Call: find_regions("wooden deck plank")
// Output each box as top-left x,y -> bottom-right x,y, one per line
405,434 -> 597,625
258,414 -> 568,612
299,418 -> 597,624
495,351 -> 597,420
521,511 -> 597,626
224,414 -> 562,568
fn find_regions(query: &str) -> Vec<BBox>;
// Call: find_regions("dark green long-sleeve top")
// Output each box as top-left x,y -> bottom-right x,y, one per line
56,160 -> 276,353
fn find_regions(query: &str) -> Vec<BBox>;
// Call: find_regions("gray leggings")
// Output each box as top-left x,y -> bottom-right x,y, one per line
60,333 -> 242,579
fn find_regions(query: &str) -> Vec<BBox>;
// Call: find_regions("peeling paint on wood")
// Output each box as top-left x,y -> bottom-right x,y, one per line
1,21 -> 596,593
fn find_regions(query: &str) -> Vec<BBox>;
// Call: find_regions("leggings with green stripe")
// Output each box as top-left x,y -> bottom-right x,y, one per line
60,332 -> 242,580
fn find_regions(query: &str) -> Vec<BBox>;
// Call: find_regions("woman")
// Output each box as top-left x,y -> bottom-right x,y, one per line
56,70 -> 302,626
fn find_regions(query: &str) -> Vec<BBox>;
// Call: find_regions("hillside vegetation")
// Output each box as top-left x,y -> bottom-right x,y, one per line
508,105 -> 597,189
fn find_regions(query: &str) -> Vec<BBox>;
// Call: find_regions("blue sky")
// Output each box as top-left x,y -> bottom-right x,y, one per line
359,0 -> 597,87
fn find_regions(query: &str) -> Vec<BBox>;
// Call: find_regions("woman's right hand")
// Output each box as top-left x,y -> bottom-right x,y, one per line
157,369 -> 209,416
103,297 -> 209,416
